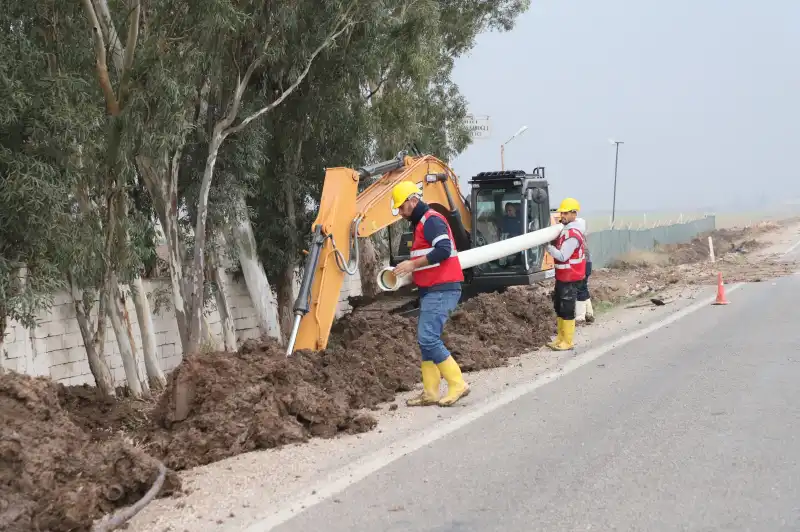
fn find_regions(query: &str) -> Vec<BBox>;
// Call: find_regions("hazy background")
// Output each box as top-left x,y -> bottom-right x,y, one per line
449,0 -> 800,219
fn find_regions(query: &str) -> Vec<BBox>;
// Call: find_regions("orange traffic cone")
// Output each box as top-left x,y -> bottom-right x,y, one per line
713,272 -> 729,305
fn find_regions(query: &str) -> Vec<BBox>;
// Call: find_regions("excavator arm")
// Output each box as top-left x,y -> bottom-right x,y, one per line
286,153 -> 471,355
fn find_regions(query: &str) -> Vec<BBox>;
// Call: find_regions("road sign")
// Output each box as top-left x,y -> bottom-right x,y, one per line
465,114 -> 491,140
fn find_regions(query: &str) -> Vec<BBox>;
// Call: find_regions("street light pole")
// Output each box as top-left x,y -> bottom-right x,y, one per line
500,125 -> 529,170
609,139 -> 624,226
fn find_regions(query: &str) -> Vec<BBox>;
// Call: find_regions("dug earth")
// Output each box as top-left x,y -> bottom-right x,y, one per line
1,219 -> 798,531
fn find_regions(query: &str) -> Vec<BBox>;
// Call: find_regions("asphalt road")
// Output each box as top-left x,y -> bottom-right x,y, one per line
272,272 -> 800,531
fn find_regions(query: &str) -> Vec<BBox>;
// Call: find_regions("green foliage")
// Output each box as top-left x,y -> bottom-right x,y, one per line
0,3 -> 100,325
247,0 -> 531,280
0,0 -> 531,330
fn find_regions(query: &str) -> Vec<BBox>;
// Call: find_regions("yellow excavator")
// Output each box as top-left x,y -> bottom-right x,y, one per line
286,147 -> 559,355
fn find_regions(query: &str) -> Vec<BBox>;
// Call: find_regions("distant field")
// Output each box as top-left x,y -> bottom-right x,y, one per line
581,209 -> 800,233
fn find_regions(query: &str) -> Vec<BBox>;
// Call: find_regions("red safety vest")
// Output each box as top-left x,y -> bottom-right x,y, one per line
553,227 -> 586,282
410,210 -> 464,288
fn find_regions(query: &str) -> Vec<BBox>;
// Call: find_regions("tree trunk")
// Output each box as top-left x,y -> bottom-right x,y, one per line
276,263 -> 296,343
131,276 -> 166,389
0,315 -> 7,374
116,287 -> 150,398
358,236 -> 381,298
184,133 -> 226,356
69,278 -> 115,398
202,314 -> 217,349
231,196 -> 282,343
275,137 -> 305,341
107,275 -> 146,399
209,251 -> 237,352
135,154 -> 191,352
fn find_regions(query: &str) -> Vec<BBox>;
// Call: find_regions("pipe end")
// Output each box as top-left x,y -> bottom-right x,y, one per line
377,268 -> 399,291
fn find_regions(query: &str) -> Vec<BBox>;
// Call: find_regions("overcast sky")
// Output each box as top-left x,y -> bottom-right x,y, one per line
449,0 -> 800,214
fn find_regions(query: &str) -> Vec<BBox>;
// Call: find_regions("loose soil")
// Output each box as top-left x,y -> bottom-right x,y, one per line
0,372 -> 180,532
1,286 -> 557,529
591,222 -> 799,305
135,287 -> 557,472
3,220 -> 796,529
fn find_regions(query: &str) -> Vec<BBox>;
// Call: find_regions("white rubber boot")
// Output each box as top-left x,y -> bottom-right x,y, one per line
575,300 -> 587,322
585,299 -> 595,323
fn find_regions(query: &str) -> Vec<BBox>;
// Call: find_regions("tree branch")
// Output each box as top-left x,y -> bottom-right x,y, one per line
119,0 -> 141,101
91,0 -> 125,74
365,74 -> 389,101
82,0 -> 120,115
216,35 -> 274,131
223,18 -> 356,137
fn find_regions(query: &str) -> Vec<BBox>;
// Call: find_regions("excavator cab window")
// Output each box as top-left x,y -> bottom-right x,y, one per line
389,218 -> 414,266
524,189 -> 546,269
472,186 -> 528,275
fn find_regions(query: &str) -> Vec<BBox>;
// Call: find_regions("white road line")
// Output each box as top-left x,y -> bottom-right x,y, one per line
242,284 -> 745,532
783,238 -> 800,257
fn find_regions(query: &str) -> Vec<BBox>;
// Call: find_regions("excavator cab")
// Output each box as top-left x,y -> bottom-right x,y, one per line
467,167 -> 555,288
389,167 -> 555,290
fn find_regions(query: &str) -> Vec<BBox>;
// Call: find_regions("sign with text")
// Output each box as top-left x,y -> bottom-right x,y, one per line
465,114 -> 491,140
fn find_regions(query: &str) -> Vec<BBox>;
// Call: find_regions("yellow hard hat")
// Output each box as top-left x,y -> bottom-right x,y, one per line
391,181 -> 421,215
556,197 -> 581,213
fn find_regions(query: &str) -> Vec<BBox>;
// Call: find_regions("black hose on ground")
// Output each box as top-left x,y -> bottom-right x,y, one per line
91,461 -> 167,532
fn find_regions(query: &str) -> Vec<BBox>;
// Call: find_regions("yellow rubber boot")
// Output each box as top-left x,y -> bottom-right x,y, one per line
406,361 -> 441,407
437,356 -> 470,407
552,319 -> 576,351
547,318 -> 564,349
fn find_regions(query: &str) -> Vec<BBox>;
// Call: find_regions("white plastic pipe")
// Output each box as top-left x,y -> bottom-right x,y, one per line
377,224 -> 565,291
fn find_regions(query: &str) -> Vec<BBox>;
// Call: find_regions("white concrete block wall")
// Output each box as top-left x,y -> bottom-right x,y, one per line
336,268 -> 363,318
1,270 -> 363,387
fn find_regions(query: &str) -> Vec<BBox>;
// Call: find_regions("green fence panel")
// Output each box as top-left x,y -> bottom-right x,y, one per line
586,216 -> 716,268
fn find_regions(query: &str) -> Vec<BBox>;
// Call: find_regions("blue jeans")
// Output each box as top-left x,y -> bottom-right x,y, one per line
418,289 -> 461,364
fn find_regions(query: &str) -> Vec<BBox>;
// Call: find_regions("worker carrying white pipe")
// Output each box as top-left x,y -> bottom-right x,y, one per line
545,197 -> 587,350
573,217 -> 595,323
390,181 -> 471,407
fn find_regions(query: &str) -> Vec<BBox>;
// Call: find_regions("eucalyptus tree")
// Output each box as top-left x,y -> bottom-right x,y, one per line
0,2 -> 169,397
0,11 -> 72,365
251,0 -> 531,307
127,0 -> 364,356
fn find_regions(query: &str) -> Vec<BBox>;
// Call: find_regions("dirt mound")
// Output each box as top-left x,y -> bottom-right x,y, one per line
0,371 -> 180,532
143,315 -> 420,471
607,250 -> 671,270
136,288 -> 556,471
660,227 -> 767,265
57,383 -> 153,436
445,287 -> 555,370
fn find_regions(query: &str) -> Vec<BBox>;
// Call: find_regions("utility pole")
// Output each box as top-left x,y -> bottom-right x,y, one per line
500,125 -> 528,170
609,139 -> 624,226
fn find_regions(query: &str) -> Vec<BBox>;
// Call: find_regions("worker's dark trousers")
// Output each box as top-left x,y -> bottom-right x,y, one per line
552,280 -> 579,320
576,261 -> 592,302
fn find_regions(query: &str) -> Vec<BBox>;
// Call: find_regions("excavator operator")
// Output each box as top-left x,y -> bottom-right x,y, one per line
546,197 -> 587,351
391,181 -> 471,407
